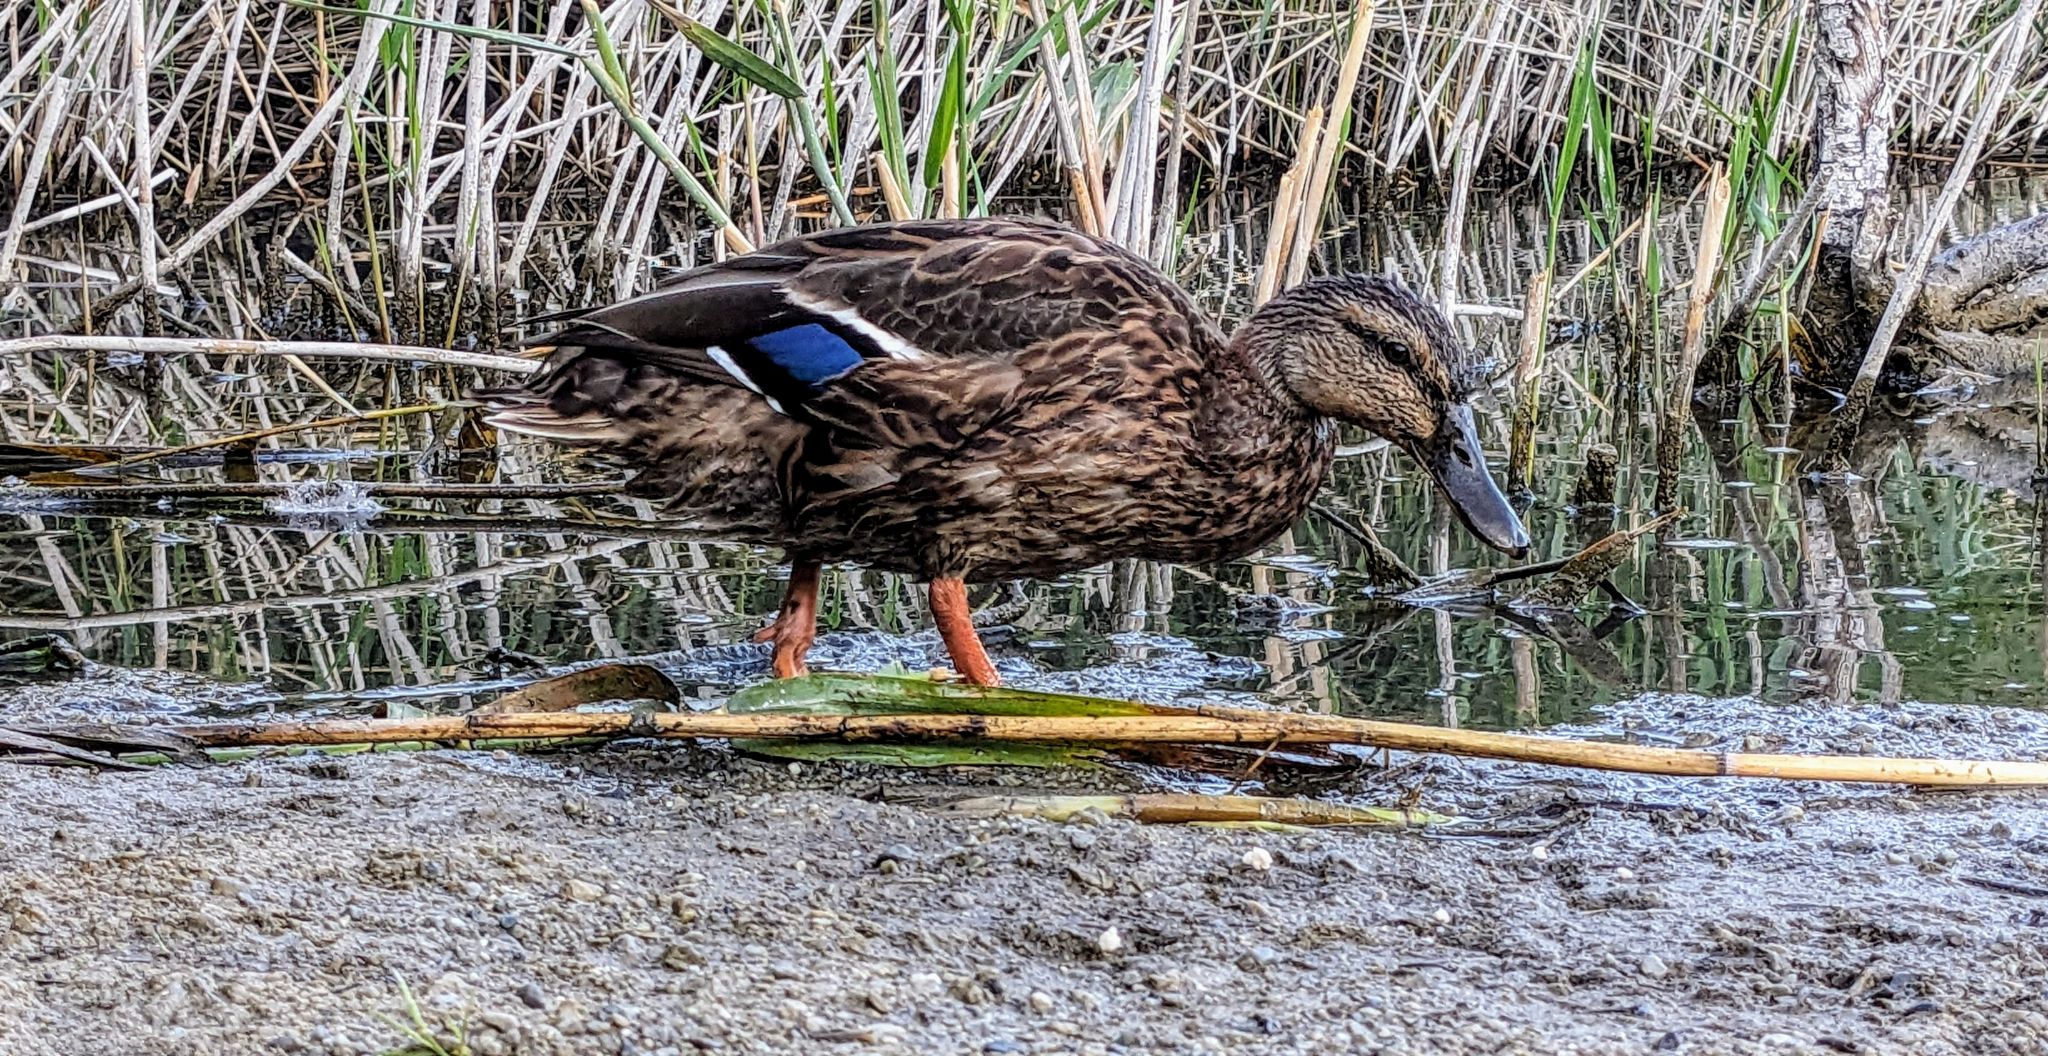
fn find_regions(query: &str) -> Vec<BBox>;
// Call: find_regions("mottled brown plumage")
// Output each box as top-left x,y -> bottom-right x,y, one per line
479,217 -> 1528,683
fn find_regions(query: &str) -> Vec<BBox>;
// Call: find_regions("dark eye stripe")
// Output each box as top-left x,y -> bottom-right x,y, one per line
1340,315 -> 1437,392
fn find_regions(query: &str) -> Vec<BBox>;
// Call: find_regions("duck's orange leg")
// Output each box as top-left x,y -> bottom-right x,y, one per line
754,560 -> 820,678
930,577 -> 1000,687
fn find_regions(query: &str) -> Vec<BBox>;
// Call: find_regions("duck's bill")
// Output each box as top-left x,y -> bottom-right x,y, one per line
1416,403 -> 1531,557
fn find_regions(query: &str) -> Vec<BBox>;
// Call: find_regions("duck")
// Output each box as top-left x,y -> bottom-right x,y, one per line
480,216 -> 1529,687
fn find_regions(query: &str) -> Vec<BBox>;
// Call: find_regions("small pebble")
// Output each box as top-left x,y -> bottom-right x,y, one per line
1241,848 -> 1274,872
1615,867 -> 1636,882
1096,927 -> 1124,955
562,879 -> 603,902
1028,991 -> 1054,1014
517,983 -> 547,1010
1431,908 -> 1451,926
1640,953 -> 1670,980
1236,946 -> 1279,972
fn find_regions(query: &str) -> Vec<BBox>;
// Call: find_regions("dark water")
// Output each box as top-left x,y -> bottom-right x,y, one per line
2,180 -> 2044,726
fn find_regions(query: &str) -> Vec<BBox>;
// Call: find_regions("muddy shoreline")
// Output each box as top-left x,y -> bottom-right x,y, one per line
5,690 -> 2047,1056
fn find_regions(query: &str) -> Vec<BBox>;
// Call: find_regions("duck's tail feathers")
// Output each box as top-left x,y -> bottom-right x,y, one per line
481,404 -> 627,442
473,350 -> 640,444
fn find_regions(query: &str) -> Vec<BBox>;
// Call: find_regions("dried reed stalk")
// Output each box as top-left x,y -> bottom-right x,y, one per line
125,707 -> 2048,787
1655,164 -> 1731,515
1505,268 -> 1551,493
939,792 -> 1449,827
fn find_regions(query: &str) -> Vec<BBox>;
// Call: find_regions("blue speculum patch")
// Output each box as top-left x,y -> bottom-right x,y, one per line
745,323 -> 864,386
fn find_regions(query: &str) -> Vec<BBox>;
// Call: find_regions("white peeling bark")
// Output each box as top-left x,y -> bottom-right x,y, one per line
1804,0 -> 1897,383
1811,0 -> 1894,275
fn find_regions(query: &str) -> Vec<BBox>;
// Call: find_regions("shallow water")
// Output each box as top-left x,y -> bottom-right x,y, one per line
2,179 -> 2044,728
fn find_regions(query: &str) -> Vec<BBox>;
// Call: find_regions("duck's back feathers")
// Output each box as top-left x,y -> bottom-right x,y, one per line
507,217 -> 1207,417
479,217 -> 1238,570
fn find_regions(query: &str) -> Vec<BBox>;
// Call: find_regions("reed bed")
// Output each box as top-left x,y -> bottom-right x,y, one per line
2,0 -> 2045,722
5,0 -> 2046,335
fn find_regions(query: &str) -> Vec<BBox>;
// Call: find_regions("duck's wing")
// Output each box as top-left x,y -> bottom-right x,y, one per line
506,217 -> 1212,421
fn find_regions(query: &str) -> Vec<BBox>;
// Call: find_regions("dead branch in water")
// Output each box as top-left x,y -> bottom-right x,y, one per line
1311,502 -> 1420,589
18,704 -> 2048,788
1513,512 -> 1680,611
1394,515 -> 1672,611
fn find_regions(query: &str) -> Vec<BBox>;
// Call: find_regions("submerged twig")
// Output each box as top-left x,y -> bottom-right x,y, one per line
1311,501 -> 1420,588
1512,512 -> 1679,611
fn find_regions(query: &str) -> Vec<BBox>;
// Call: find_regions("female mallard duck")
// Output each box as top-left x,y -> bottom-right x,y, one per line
482,216 -> 1528,686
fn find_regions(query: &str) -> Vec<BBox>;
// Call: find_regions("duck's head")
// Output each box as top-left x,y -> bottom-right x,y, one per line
1250,274 -> 1531,557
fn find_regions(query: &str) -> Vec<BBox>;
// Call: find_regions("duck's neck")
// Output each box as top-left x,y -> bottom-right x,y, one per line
1166,312 -> 1334,561
1198,305 -> 1324,458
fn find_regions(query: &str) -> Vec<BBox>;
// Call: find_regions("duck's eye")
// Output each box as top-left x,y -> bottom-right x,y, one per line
1382,341 -> 1412,366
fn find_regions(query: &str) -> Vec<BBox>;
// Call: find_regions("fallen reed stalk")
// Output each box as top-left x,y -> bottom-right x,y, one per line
9,481 -> 624,501
0,336 -> 539,374
88,707 -> 2048,787
85,403 -> 448,472
938,792 -> 1451,828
